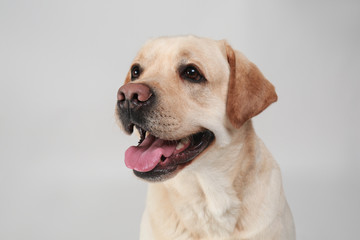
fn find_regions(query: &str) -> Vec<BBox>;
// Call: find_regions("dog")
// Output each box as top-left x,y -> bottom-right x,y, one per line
116,36 -> 295,240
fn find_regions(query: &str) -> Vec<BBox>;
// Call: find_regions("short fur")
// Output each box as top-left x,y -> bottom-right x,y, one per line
116,36 -> 295,240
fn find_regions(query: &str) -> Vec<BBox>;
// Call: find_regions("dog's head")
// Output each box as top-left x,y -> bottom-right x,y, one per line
115,36 -> 277,182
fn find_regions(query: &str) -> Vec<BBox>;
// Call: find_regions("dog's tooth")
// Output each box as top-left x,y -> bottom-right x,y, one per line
136,126 -> 141,135
135,126 -> 146,145
181,137 -> 190,145
176,138 -> 189,150
176,142 -> 184,150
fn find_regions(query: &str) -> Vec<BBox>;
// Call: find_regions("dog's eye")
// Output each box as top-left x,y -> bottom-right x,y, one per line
131,65 -> 141,80
181,65 -> 205,83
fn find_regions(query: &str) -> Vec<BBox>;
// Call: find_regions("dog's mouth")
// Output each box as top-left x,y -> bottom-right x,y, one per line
124,125 -> 215,181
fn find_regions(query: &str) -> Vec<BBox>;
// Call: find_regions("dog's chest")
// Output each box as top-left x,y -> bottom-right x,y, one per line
159,172 -> 241,239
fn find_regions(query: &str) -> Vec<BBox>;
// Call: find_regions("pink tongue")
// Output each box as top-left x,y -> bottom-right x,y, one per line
125,135 -> 177,172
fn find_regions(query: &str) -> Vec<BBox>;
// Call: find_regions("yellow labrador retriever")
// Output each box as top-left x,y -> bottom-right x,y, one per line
116,36 -> 295,240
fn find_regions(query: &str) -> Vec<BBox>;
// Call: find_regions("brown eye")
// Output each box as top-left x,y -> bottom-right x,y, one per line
131,65 -> 141,80
181,65 -> 205,83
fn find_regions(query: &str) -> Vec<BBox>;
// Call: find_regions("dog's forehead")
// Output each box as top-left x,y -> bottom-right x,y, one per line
134,36 -> 226,66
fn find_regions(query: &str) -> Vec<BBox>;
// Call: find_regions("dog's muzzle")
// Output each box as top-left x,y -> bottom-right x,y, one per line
116,82 -> 215,182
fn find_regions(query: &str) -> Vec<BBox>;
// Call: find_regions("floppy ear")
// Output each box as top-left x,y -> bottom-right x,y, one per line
225,42 -> 278,128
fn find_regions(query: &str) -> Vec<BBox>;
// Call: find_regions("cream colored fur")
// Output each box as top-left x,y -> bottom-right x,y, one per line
120,36 -> 295,240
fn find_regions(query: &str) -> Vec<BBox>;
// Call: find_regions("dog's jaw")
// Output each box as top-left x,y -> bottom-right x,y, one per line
125,128 -> 215,182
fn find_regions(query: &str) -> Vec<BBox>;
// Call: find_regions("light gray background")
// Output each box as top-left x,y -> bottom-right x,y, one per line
0,0 -> 359,239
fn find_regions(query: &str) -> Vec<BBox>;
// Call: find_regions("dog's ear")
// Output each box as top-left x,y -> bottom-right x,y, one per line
224,42 -> 278,128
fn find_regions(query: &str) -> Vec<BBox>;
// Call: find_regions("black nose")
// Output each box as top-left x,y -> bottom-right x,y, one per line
117,83 -> 153,109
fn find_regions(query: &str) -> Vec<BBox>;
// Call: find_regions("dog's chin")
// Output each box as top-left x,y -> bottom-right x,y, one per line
129,128 -> 215,182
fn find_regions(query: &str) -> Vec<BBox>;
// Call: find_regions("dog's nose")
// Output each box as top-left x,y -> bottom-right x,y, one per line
117,83 -> 153,108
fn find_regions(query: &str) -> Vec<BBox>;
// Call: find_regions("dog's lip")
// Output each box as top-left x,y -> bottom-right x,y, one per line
159,130 -> 214,164
131,129 -> 215,182
133,124 -> 212,149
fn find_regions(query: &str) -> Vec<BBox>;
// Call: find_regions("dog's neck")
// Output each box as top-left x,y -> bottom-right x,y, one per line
156,121 -> 259,238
